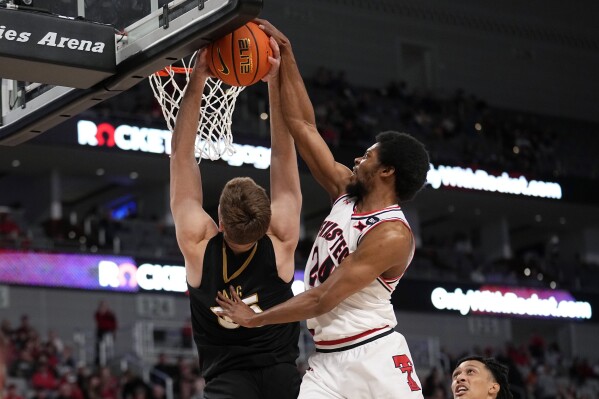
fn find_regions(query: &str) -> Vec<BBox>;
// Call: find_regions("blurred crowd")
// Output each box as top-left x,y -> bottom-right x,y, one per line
3,312 -> 599,399
1,312 -> 207,399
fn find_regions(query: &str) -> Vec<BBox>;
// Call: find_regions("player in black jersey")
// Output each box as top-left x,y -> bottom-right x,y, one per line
169,38 -> 302,398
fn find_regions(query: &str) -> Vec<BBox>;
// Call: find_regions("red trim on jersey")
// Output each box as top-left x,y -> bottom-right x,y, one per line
314,326 -> 389,346
332,194 -> 350,206
352,205 -> 401,217
382,276 -> 401,283
376,277 -> 394,292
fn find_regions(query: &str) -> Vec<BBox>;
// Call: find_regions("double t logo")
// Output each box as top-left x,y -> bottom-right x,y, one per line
393,354 -> 421,392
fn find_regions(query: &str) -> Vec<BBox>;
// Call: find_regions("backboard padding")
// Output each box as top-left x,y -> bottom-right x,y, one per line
0,0 -> 263,146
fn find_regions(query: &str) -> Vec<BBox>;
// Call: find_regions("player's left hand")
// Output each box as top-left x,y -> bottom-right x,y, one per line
261,37 -> 281,82
216,286 -> 259,327
191,48 -> 214,80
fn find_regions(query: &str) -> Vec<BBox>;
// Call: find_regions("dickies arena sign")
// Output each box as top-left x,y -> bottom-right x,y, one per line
0,7 -> 115,88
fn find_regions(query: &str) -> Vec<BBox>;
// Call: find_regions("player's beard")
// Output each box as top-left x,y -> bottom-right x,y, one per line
346,179 -> 367,202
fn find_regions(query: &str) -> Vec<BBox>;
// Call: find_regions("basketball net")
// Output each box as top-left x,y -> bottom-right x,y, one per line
148,51 -> 245,161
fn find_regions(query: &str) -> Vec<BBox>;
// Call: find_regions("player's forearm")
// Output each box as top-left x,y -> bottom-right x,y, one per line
278,46 -> 318,136
249,287 -> 333,327
171,72 -> 206,156
268,75 -> 293,157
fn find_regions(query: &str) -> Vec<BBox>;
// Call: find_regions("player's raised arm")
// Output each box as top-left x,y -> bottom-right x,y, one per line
170,49 -> 218,287
263,38 -> 302,283
256,18 -> 352,200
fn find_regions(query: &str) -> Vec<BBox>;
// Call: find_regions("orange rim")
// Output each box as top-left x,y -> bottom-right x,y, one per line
155,66 -> 193,77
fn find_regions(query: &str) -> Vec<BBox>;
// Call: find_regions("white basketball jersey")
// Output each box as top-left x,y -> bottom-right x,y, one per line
304,194 -> 414,350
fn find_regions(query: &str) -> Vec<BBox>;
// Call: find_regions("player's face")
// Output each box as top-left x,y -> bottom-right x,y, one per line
346,143 -> 381,199
451,360 -> 498,399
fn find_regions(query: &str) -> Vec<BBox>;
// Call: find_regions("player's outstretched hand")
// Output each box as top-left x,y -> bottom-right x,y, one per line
191,48 -> 214,80
262,37 -> 281,82
216,286 -> 260,328
254,18 -> 290,49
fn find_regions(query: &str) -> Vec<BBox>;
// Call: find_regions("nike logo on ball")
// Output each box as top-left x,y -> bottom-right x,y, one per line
217,48 -> 230,75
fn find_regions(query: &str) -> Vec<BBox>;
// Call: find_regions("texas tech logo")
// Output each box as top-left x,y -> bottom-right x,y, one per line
393,354 -> 421,391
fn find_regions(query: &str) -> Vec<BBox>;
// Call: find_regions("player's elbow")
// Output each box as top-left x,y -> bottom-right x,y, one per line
311,291 -> 337,316
285,116 -> 315,135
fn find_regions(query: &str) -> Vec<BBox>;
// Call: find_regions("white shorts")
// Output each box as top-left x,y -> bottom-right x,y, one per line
299,330 -> 424,399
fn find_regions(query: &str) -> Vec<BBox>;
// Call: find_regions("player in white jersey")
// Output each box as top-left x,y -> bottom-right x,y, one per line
216,19 -> 430,399
306,195 -> 414,350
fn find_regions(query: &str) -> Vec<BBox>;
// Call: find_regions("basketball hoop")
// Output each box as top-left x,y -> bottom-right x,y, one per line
148,51 -> 245,161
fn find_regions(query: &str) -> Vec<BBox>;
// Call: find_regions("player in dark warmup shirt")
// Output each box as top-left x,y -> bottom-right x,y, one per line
169,38 -> 301,399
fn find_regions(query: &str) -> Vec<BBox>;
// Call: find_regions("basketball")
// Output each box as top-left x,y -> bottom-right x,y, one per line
207,22 -> 272,87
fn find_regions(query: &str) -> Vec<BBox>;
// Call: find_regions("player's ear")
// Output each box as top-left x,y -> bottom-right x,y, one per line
489,382 -> 500,395
381,166 -> 395,176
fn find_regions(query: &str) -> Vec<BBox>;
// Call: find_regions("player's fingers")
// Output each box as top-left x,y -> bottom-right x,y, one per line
229,285 -> 242,301
216,291 -> 232,305
269,37 -> 280,58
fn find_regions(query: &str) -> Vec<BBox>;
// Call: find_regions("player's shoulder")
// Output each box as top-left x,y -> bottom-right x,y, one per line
361,219 -> 411,244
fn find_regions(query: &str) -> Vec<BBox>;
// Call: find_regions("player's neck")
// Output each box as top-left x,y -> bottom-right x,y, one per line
223,238 -> 256,255
355,188 -> 398,213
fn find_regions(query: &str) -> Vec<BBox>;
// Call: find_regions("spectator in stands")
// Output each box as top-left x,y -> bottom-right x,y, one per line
94,301 -> 117,366
98,366 -> 119,399
14,315 -> 35,350
4,383 -> 25,399
528,330 -> 546,364
177,358 -> 198,399
75,368 -> 99,399
59,345 -> 77,371
451,355 -> 513,399
121,369 -> 152,399
9,346 -> 35,379
30,358 -> 58,391
180,318 -> 193,349
0,209 -> 21,241
57,371 -> 84,399
149,353 -> 178,389
422,367 -> 446,398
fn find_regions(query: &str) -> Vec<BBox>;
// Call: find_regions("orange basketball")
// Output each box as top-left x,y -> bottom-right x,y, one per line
207,22 -> 272,87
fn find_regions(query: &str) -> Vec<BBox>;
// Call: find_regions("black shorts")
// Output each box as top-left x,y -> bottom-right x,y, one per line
204,362 -> 301,399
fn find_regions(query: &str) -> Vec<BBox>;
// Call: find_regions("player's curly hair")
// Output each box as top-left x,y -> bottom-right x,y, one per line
375,131 -> 429,202
455,356 -> 514,399
219,177 -> 271,244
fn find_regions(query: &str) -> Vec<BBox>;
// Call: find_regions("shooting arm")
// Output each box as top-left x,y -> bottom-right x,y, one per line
170,50 -> 218,286
257,19 -> 351,199
266,38 -> 302,282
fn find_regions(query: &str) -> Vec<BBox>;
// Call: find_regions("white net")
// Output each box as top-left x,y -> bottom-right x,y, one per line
148,51 -> 245,161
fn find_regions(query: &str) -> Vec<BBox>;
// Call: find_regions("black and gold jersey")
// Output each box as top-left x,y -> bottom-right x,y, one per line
188,232 -> 300,380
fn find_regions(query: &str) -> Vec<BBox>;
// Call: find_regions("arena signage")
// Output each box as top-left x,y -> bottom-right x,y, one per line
98,260 -> 187,293
0,250 -> 307,295
77,120 -> 270,169
430,285 -> 592,319
0,8 -> 115,88
0,250 -> 137,292
427,164 -> 562,199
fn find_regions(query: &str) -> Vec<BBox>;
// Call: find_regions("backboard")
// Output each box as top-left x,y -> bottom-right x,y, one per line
0,0 -> 262,146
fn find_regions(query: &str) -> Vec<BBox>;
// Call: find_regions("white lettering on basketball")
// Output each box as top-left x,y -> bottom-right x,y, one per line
37,31 -> 105,53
